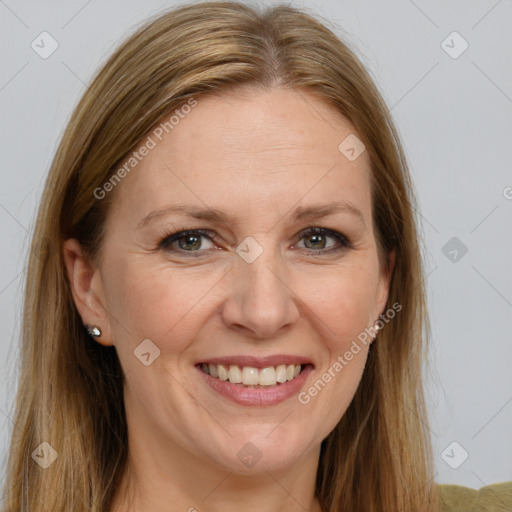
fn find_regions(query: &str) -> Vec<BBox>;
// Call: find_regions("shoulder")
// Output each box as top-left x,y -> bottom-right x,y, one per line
439,481 -> 512,511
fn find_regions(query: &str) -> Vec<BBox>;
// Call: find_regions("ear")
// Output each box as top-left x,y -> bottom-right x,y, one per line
374,249 -> 396,319
62,238 -> 114,346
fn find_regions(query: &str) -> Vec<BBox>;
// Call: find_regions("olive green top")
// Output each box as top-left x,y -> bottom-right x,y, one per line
439,481 -> 512,511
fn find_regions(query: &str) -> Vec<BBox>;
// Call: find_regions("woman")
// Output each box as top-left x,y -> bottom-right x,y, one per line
3,2 -> 510,511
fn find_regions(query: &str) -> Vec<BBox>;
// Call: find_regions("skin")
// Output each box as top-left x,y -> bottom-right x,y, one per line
64,86 -> 394,512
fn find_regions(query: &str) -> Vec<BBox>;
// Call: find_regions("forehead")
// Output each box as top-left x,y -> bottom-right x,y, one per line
109,87 -> 372,227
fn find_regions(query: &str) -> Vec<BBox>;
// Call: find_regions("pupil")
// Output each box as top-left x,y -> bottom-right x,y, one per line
306,234 -> 325,249
179,235 -> 200,250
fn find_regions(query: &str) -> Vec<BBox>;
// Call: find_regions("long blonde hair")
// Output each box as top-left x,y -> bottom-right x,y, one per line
2,2 -> 438,511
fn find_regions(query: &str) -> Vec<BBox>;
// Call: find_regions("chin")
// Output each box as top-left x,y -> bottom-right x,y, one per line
205,426 -> 317,474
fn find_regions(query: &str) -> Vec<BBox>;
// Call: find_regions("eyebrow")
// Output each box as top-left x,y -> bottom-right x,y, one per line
137,200 -> 366,229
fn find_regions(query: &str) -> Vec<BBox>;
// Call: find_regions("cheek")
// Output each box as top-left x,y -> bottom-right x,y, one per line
102,257 -> 218,355
294,263 -> 378,433
304,259 -> 380,342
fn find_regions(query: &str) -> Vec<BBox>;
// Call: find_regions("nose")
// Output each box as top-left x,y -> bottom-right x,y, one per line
220,248 -> 300,339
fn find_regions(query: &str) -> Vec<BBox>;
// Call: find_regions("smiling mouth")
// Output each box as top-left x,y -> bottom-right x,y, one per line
198,363 -> 311,387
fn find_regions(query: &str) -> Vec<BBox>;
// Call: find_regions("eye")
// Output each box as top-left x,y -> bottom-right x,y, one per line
294,227 -> 351,255
158,227 -> 351,257
159,229 -> 217,254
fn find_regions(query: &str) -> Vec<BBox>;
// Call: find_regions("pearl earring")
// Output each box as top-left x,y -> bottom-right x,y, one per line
86,324 -> 102,338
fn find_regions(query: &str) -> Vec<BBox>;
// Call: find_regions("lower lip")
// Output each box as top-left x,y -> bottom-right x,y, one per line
196,365 -> 314,406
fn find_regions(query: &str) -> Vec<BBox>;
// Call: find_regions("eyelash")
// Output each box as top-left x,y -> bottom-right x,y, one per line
158,226 -> 352,257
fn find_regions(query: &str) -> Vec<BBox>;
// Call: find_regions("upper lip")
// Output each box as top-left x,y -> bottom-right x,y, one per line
197,355 -> 314,369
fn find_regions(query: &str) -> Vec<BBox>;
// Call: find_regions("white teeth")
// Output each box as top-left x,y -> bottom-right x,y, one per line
208,364 -> 218,378
258,367 -> 276,386
218,364 -> 229,381
276,364 -> 288,383
228,365 -> 242,383
242,367 -> 259,385
201,363 -> 304,386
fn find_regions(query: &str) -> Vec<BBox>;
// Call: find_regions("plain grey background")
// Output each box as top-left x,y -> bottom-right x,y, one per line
1,0 -> 511,493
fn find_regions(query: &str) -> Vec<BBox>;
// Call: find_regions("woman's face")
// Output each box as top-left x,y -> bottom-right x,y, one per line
74,87 -> 392,474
